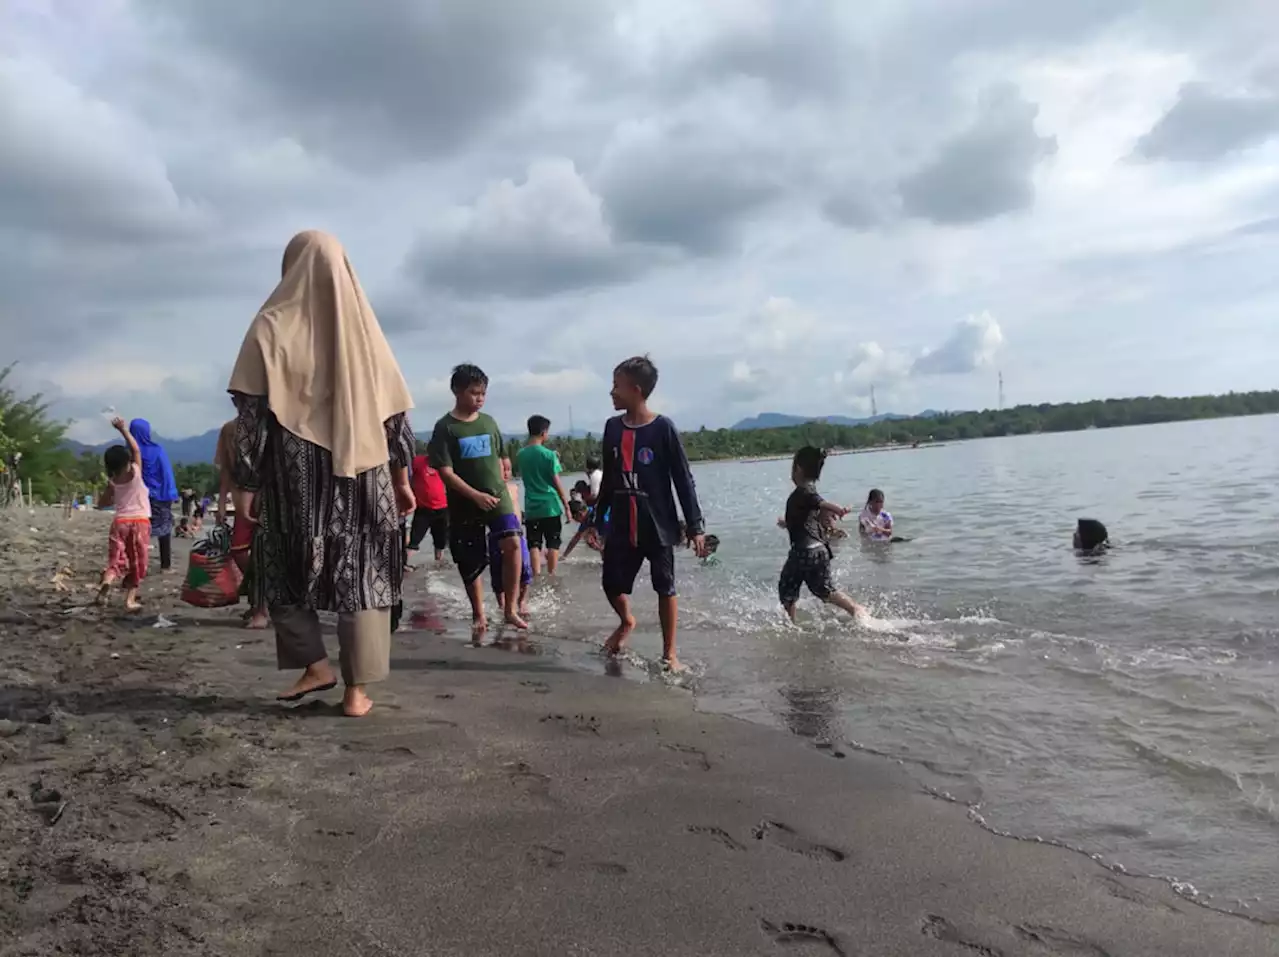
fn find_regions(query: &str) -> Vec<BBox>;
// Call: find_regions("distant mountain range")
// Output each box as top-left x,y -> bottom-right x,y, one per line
729,410 -> 943,430
63,411 -> 945,462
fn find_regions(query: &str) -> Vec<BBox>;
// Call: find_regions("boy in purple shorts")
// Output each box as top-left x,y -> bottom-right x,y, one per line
428,364 -> 526,636
586,356 -> 705,671
490,458 -> 532,619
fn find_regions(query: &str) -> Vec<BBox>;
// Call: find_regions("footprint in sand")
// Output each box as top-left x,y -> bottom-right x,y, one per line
1015,924 -> 1113,957
752,819 -> 846,863
663,742 -> 712,770
539,713 -> 600,736
526,845 -> 565,869
920,915 -> 1002,957
505,761 -> 552,798
520,680 -> 551,695
759,919 -> 845,955
686,825 -> 747,851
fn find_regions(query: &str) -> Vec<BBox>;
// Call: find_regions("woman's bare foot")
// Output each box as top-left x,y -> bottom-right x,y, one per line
277,662 -> 337,701
603,615 -> 636,656
243,610 -> 270,630
504,611 -> 529,630
661,656 -> 685,673
342,686 -> 373,717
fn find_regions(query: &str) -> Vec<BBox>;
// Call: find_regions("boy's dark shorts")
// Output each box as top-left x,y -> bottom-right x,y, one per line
778,547 -> 835,606
602,537 -> 676,598
450,513 -> 520,585
524,515 -> 563,551
408,506 -> 449,553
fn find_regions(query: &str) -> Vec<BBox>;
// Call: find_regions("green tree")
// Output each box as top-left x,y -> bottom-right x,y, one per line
0,364 -> 75,503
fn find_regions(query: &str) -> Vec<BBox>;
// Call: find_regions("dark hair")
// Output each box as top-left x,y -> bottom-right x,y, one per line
104,444 -> 131,477
792,446 -> 827,481
614,355 -> 659,398
866,488 -> 885,505
585,455 -> 601,472
1076,518 -> 1109,552
527,414 -> 551,437
573,479 -> 591,494
450,364 -> 488,393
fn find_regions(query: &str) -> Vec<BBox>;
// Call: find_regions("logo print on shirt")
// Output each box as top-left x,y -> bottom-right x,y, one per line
457,433 -> 492,460
636,446 -> 654,465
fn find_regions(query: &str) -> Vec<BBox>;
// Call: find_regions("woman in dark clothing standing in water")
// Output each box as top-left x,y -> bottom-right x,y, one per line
128,419 -> 179,571
227,229 -> 416,718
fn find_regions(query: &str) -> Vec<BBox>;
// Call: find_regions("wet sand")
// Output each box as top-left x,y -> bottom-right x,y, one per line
0,508 -> 1274,956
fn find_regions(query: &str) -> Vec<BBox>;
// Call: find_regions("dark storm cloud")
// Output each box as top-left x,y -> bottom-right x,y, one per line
898,85 -> 1057,225
1134,82 -> 1279,162
596,118 -> 786,254
144,0 -> 606,163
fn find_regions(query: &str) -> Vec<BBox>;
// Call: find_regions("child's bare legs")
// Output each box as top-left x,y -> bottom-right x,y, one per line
603,593 -> 636,655
518,581 -> 530,617
658,594 -> 680,668
529,546 -> 543,578
500,536 -> 527,629
465,577 -> 487,641
782,601 -> 798,623
546,546 -> 560,576
826,590 -> 867,619
123,587 -> 142,612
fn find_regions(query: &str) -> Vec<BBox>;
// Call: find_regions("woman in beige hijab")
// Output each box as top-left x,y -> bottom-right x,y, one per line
226,230 -> 416,717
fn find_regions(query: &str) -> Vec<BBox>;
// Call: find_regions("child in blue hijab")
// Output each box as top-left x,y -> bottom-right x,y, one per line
129,419 -> 179,571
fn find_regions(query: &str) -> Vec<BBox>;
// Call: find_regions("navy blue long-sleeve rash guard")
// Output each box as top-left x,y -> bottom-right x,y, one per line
593,414 -> 704,548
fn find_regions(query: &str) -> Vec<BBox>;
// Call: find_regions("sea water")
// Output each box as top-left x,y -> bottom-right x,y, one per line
403,414 -> 1279,916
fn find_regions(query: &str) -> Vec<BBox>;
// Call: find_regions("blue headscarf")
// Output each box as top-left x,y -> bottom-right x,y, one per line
128,418 -> 179,502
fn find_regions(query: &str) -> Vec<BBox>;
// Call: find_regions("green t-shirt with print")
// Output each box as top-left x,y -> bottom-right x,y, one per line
517,443 -> 564,521
427,412 -> 513,524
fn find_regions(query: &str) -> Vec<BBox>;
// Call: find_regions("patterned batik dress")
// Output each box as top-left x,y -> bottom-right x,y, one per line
229,393 -> 414,613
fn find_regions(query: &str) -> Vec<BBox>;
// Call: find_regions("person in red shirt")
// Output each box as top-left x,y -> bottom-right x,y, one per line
407,453 -> 449,562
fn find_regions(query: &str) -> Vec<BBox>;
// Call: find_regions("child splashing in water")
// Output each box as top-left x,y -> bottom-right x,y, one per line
778,446 -> 868,624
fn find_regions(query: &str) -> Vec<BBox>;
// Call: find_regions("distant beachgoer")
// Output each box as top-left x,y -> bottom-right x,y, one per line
490,458 -> 532,621
518,414 -> 572,577
858,489 -> 893,542
586,355 -> 705,671
428,363 -> 525,636
585,455 -> 603,504
1074,518 -> 1109,555
778,446 -> 868,624
407,452 -> 449,563
227,229 -> 416,718
97,417 -> 150,612
180,487 -> 196,519
128,418 -> 179,572
216,418 -> 268,630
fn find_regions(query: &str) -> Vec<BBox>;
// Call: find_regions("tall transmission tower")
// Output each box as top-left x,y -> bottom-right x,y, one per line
869,385 -> 878,417
998,371 -> 1005,411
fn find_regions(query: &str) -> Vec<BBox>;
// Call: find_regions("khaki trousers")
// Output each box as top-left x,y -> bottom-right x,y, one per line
272,606 -> 391,686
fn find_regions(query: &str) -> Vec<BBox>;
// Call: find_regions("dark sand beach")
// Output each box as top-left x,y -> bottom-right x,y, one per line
0,508 -> 1274,956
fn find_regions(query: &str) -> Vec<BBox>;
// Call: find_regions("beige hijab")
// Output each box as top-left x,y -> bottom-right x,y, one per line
227,230 -> 413,478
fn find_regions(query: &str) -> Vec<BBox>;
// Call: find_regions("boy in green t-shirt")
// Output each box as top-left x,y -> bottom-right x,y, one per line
516,414 -> 571,577
427,364 -> 526,636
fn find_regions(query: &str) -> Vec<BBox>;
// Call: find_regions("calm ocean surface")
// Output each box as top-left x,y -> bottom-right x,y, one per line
405,415 -> 1279,915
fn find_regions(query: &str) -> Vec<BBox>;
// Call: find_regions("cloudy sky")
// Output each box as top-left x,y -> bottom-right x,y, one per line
3,0 -> 1276,442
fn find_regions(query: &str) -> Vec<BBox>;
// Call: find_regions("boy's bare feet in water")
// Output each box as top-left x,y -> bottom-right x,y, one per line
343,686 -> 373,718
661,656 -> 685,673
504,610 -> 529,631
470,616 -> 488,645
603,614 -> 636,656
277,661 -> 337,702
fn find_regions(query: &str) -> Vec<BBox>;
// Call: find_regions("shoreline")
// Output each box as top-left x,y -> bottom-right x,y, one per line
0,509 -> 1274,955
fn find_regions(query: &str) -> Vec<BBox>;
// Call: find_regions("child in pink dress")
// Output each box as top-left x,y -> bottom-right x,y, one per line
97,417 -> 151,611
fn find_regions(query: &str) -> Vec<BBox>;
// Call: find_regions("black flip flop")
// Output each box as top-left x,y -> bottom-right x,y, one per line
276,681 -> 337,703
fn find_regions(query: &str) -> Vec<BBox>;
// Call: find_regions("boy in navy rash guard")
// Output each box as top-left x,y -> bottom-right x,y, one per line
586,355 -> 705,671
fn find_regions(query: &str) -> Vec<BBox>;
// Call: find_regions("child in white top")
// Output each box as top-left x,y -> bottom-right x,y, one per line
857,488 -> 893,542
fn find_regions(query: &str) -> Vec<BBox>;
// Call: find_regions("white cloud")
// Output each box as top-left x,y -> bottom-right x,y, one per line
912,311 -> 1005,376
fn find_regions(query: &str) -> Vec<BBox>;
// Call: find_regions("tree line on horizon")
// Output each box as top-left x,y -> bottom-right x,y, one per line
1,361 -> 1275,503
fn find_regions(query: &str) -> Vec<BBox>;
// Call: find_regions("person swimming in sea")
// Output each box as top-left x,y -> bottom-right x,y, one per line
1073,518 -> 1109,555
857,489 -> 907,543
